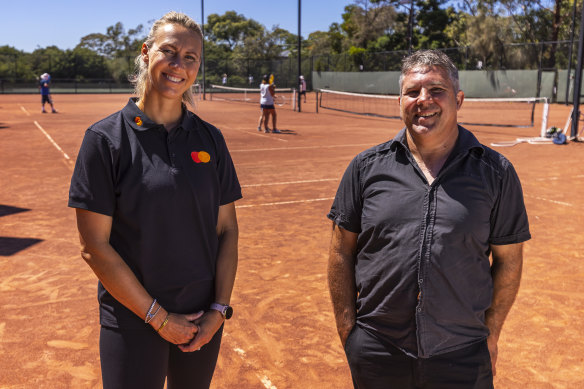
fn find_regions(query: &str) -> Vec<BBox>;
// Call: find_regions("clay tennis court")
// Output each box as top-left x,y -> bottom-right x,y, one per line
0,92 -> 583,388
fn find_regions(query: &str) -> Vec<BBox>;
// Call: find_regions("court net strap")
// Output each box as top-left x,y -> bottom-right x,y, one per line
210,84 -> 294,93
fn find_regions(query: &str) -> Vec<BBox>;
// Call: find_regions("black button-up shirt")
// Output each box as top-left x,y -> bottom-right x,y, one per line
328,126 -> 530,358
69,99 -> 242,329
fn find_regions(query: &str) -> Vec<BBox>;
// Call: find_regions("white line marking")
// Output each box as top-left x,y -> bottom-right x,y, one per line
34,121 -> 70,160
525,194 -> 573,207
236,197 -> 335,209
534,175 -> 584,181
20,105 -> 30,116
259,376 -> 277,389
231,143 -> 373,152
221,125 -> 289,142
242,178 -> 337,188
231,345 -> 277,389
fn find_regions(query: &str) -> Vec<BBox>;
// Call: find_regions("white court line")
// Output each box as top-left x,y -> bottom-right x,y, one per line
534,175 -> 584,181
230,346 -> 277,389
236,197 -> 334,209
20,105 -> 31,116
221,125 -> 288,143
34,121 -> 70,160
525,194 -> 573,207
242,178 -> 337,188
231,143 -> 373,152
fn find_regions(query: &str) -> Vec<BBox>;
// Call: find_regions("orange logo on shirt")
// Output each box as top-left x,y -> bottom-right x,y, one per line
191,151 -> 211,163
134,116 -> 143,126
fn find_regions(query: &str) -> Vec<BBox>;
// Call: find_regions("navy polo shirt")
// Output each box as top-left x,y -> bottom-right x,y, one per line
69,98 -> 242,329
328,126 -> 530,358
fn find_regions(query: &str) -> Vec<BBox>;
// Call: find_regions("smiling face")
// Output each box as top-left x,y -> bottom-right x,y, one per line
399,65 -> 464,140
142,23 -> 202,102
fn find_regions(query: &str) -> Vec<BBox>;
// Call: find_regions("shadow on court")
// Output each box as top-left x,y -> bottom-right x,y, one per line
0,205 -> 43,256
274,129 -> 297,135
0,122 -> 9,129
0,237 -> 43,256
0,204 -> 30,217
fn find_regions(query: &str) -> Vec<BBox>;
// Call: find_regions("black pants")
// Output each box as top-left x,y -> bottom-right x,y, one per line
100,325 -> 223,389
344,325 -> 493,389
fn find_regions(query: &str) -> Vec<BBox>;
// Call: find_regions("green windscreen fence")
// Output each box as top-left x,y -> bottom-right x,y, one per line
313,70 -> 557,99
556,70 -> 584,103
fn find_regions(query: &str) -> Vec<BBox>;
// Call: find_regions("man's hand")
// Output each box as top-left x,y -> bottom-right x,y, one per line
339,324 -> 355,348
487,334 -> 499,376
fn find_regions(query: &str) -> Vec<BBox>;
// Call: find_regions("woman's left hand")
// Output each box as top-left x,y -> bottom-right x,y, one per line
178,310 -> 224,352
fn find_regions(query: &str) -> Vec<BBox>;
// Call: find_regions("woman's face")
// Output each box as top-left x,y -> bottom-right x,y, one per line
142,23 -> 202,102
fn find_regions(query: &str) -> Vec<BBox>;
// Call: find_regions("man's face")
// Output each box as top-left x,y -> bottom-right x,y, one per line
399,66 -> 463,139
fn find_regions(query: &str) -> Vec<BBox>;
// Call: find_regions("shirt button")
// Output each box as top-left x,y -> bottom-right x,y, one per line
417,308 -> 422,313
419,279 -> 423,283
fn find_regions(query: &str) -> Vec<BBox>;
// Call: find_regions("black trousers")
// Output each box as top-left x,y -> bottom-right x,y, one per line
344,325 -> 494,389
100,325 -> 223,389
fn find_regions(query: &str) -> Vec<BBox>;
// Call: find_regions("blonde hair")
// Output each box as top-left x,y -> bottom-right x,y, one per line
130,11 -> 203,105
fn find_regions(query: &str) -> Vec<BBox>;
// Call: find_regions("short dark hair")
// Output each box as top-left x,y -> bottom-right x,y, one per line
399,50 -> 459,94
262,74 -> 269,82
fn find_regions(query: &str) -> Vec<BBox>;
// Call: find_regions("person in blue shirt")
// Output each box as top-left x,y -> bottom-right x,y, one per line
39,73 -> 57,113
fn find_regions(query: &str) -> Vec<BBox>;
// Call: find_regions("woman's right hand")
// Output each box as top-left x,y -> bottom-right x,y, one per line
153,311 -> 204,345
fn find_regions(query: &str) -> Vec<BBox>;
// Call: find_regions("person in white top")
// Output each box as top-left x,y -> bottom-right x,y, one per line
299,75 -> 307,103
257,74 -> 280,133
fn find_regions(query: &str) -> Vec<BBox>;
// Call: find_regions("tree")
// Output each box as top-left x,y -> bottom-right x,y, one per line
0,46 -> 32,80
415,0 -> 458,49
77,22 -> 145,58
205,11 -> 263,50
341,1 -> 398,49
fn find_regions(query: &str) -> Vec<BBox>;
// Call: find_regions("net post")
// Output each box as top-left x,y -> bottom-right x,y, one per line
540,98 -> 549,137
315,90 -> 319,113
293,89 -> 297,111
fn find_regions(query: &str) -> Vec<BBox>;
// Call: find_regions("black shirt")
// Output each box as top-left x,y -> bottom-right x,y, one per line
69,99 -> 242,329
328,126 -> 530,358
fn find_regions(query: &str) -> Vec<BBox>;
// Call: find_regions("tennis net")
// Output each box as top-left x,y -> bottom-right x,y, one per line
318,89 -> 400,119
317,89 -> 549,133
209,84 -> 296,108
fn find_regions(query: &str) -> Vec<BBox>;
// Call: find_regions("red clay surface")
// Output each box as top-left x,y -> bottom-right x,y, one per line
0,93 -> 583,388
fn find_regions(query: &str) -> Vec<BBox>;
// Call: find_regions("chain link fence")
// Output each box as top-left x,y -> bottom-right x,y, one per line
0,41 -> 578,100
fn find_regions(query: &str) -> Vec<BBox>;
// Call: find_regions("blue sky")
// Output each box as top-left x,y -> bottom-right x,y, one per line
1,0 -> 352,52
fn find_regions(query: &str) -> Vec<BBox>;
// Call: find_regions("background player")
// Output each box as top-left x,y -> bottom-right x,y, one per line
39,73 -> 57,113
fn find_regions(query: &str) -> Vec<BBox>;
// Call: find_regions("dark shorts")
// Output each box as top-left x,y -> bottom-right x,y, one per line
299,90 -> 306,96
100,324 -> 223,389
344,325 -> 493,389
260,104 -> 275,109
41,94 -> 52,104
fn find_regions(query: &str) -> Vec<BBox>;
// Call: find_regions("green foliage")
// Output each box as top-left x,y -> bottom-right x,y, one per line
3,3 -> 576,86
205,11 -> 263,49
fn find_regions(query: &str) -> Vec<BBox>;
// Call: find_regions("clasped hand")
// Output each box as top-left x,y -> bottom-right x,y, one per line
157,310 -> 224,352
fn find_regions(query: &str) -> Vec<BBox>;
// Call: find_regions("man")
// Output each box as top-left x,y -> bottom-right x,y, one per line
327,50 -> 530,388
39,73 -> 57,113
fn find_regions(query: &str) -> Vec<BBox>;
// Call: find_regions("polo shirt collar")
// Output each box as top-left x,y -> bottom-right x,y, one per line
390,125 -> 485,157
122,98 -> 192,132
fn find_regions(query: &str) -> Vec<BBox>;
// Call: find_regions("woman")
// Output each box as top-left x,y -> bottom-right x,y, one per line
68,12 -> 241,389
257,74 -> 280,133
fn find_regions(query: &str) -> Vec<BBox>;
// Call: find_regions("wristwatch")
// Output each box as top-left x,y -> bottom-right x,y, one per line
210,303 -> 233,320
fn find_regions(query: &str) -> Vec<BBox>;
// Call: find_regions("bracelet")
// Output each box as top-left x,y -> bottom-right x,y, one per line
157,314 -> 170,333
145,299 -> 158,323
146,304 -> 162,324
